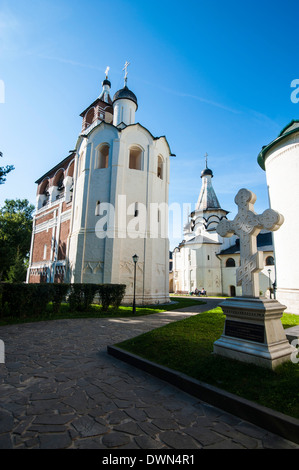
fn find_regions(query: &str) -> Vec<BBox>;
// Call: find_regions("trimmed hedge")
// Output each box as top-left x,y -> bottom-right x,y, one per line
0,282 -> 126,318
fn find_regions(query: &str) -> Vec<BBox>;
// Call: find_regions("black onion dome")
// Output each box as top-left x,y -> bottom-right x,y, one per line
201,168 -> 213,178
113,85 -> 138,109
102,79 -> 111,87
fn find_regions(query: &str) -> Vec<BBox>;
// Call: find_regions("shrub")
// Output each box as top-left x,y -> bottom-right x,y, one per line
98,284 -> 126,311
51,283 -> 70,314
0,282 -> 127,318
68,283 -> 99,312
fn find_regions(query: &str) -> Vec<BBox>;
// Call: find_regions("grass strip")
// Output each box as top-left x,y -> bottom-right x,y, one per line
116,307 -> 299,419
0,297 -> 205,326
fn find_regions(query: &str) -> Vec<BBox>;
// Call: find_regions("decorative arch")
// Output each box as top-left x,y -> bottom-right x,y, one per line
53,168 -> 65,187
66,159 -> 75,177
38,178 -> 50,195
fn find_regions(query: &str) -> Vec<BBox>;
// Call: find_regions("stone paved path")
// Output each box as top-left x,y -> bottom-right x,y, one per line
0,299 -> 297,449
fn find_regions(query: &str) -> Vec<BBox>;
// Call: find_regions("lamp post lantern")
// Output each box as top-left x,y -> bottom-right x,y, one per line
132,254 -> 139,314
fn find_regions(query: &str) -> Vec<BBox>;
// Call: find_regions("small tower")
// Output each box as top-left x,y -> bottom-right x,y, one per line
193,154 -> 228,235
80,67 -> 113,132
113,61 -> 138,127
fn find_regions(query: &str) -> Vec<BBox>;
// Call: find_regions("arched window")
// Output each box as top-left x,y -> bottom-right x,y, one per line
157,155 -> 163,179
266,256 -> 274,266
96,144 -> 109,169
129,146 -> 143,170
226,258 -> 236,267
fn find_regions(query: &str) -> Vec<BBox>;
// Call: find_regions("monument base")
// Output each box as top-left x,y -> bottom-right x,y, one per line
213,297 -> 296,369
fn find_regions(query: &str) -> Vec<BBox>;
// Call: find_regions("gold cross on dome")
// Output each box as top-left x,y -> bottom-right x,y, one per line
105,66 -> 110,78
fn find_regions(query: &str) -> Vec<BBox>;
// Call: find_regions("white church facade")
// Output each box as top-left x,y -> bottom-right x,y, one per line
27,67 -> 174,305
258,120 -> 299,313
172,161 -> 276,298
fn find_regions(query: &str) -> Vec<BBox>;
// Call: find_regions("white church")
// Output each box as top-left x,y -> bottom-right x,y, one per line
171,157 -> 276,299
172,120 -> 299,315
28,65 -> 174,305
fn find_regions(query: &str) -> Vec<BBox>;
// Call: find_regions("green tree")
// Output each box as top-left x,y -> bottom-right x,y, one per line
6,246 -> 27,282
0,199 -> 34,281
0,151 -> 14,184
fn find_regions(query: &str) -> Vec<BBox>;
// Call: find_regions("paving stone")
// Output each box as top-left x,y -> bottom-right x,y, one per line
39,432 -> 72,449
134,435 -> 165,449
71,416 -> 108,437
0,300 -> 297,450
159,431 -> 202,449
0,410 -> 14,433
102,432 -> 131,448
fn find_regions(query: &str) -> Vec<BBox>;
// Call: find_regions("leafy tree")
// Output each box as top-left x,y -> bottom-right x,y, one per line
0,151 -> 14,184
6,247 -> 27,283
0,199 -> 34,281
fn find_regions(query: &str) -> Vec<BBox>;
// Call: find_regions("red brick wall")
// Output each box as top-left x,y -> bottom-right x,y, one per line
32,230 -> 54,263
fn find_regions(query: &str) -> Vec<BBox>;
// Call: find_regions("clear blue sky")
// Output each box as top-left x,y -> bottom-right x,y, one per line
0,0 -> 298,249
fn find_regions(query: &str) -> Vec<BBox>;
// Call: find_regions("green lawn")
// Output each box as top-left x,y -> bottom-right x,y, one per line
0,297 -> 205,326
116,307 -> 299,420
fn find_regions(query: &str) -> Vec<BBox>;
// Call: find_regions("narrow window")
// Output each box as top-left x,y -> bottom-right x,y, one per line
43,244 -> 47,260
129,146 -> 142,170
266,256 -> 274,266
97,144 -> 109,169
157,155 -> 163,179
95,201 -> 101,216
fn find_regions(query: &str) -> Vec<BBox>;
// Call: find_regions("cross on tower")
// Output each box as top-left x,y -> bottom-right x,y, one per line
204,152 -> 208,168
216,188 -> 284,297
123,61 -> 130,85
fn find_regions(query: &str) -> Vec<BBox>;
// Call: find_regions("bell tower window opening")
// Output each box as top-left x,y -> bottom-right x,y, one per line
129,146 -> 143,170
96,144 -> 109,169
226,258 -> 236,267
265,255 -> 275,266
85,107 -> 95,129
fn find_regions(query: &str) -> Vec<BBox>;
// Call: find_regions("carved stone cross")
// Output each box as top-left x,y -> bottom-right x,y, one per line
216,188 -> 284,298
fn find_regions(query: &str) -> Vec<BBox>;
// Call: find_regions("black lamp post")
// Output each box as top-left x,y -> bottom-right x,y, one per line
132,254 -> 139,314
268,269 -> 272,299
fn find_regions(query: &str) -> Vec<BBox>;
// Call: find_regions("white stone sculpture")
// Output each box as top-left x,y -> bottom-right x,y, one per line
217,188 -> 284,297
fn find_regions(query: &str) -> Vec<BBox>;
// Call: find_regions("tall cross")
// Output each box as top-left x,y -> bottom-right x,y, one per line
105,66 -> 110,79
216,188 -> 284,297
204,152 -> 208,168
123,61 -> 130,85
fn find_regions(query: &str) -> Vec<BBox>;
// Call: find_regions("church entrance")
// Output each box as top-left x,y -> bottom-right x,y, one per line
229,285 -> 236,297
